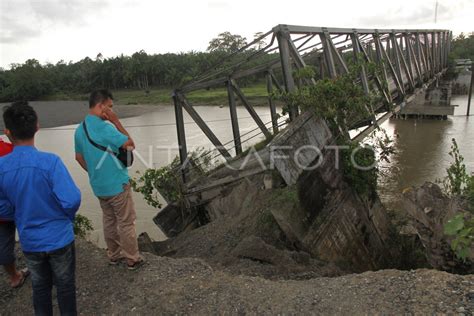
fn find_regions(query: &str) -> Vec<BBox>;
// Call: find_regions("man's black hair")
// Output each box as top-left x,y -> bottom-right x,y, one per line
89,89 -> 114,108
3,101 -> 38,140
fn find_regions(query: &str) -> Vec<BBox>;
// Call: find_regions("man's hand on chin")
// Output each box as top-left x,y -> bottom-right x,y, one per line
103,107 -> 119,123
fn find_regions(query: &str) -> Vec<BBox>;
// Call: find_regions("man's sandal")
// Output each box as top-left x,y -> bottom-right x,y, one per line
127,258 -> 146,271
11,268 -> 30,289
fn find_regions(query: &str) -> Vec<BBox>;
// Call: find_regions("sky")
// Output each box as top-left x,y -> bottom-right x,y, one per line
0,0 -> 473,69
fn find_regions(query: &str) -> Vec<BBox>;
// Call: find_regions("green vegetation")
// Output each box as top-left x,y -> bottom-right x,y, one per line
340,142 -> 377,197
445,214 -> 474,261
131,148 -> 214,209
74,214 -> 93,238
43,84 -> 269,106
270,186 -> 299,206
131,156 -> 182,209
207,31 -> 248,53
279,61 -> 393,199
441,139 -> 474,261
187,83 -> 268,105
450,32 -> 474,62
0,32 -> 273,103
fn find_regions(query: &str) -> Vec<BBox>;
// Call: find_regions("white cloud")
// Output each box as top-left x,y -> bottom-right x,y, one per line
0,0 -> 472,68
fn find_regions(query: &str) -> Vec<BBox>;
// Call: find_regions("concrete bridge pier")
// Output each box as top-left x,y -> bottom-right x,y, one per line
399,79 -> 454,119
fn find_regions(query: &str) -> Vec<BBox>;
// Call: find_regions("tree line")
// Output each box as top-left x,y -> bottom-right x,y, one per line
450,32 -> 474,62
0,32 -> 264,102
0,51 -> 236,102
0,32 -> 472,102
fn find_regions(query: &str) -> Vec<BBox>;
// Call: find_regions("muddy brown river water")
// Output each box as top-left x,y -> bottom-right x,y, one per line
378,95 -> 474,210
1,95 -> 473,247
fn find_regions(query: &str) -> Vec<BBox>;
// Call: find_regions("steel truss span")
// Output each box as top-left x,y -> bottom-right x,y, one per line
171,24 -> 451,176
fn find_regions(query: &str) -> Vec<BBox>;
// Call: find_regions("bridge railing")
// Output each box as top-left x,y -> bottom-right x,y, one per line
171,24 -> 452,181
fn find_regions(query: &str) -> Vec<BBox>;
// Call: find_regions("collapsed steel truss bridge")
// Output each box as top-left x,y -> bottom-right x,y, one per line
171,24 -> 452,178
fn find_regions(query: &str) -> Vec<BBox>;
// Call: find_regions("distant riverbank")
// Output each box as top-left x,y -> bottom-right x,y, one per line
0,101 -> 163,131
40,84 -> 270,106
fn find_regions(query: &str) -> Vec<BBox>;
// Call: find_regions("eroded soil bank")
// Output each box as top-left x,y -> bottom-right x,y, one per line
1,239 -> 473,315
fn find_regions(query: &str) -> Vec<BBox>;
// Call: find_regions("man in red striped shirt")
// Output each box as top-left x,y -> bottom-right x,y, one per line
0,138 -> 29,288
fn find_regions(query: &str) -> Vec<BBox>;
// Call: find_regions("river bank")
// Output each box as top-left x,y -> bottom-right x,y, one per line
0,101 -> 164,131
0,238 -> 473,315
40,84 -> 269,106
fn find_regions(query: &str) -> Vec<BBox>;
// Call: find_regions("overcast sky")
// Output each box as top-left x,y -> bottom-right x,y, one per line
0,0 -> 473,69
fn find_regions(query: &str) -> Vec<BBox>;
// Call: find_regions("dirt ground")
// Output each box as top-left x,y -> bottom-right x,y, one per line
0,239 -> 473,315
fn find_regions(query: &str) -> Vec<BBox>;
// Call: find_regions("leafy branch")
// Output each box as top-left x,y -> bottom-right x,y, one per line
441,138 -> 474,261
131,148 -> 215,209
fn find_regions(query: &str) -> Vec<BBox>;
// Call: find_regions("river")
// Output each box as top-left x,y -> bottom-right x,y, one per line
378,94 -> 474,210
2,95 -> 473,247
31,104 -> 273,247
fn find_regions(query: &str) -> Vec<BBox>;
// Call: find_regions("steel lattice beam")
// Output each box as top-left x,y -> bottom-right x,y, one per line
172,24 -> 451,176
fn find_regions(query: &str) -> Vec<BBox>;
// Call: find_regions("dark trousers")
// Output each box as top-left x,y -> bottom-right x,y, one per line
0,221 -> 15,265
23,241 -> 77,316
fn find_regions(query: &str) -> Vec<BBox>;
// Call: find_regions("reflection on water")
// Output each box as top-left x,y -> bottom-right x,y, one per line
378,95 -> 474,210
32,105 -> 274,247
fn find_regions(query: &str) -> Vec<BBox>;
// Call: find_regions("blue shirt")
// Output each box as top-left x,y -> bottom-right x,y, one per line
0,146 -> 81,252
74,115 -> 129,197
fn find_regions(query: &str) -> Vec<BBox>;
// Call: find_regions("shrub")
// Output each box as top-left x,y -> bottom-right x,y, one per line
441,138 -> 474,261
74,214 -> 93,238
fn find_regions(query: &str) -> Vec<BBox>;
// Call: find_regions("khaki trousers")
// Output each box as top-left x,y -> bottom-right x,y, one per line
98,184 -> 140,264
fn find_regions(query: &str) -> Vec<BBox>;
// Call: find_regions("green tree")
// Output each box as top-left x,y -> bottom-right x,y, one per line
0,59 -> 53,101
450,32 -> 474,62
207,32 -> 247,53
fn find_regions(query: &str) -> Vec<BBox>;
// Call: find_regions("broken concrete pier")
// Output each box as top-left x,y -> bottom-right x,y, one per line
399,77 -> 454,118
154,112 -> 391,272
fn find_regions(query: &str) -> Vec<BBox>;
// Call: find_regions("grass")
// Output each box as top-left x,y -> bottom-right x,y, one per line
43,83 -> 270,106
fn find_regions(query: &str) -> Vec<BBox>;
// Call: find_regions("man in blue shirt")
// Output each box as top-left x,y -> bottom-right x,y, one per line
0,102 -> 81,315
0,137 -> 29,289
75,89 -> 143,270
